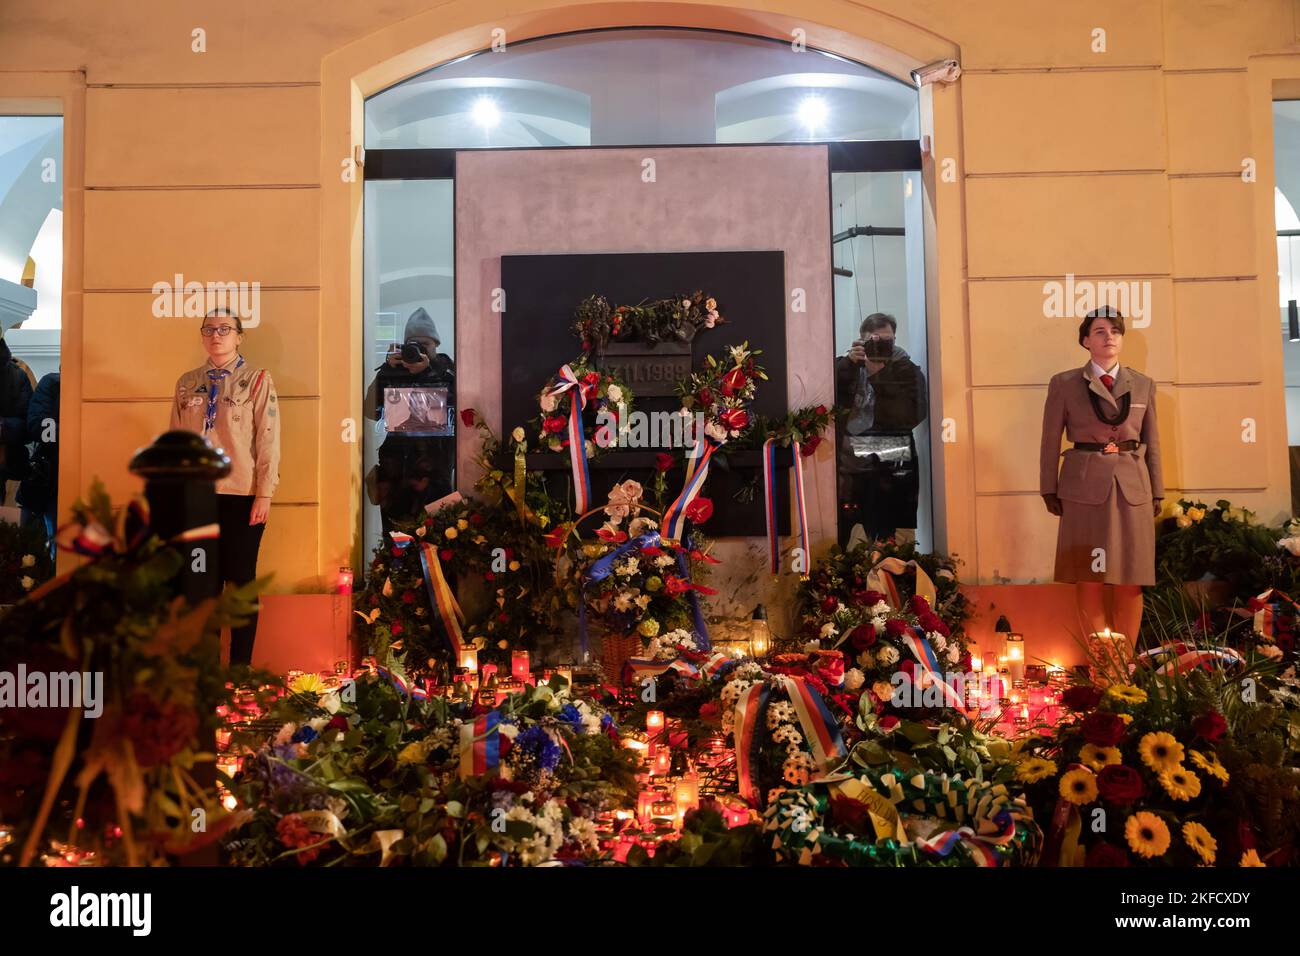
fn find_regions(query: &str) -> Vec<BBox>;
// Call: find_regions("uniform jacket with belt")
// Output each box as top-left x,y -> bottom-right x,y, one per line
170,358 -> 281,498
1039,363 -> 1163,506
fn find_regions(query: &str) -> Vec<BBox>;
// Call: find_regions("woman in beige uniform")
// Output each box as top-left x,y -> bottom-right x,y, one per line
170,307 -> 281,664
1040,306 -> 1163,648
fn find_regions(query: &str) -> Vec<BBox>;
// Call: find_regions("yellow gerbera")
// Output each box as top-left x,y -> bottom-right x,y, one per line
1015,757 -> 1058,784
1080,743 -> 1122,772
1125,812 -> 1171,859
1118,713 -> 1134,725
1059,768 -> 1098,805
1138,732 -> 1184,773
1105,683 -> 1148,706
1159,766 -> 1202,801
1182,821 -> 1216,865
1240,849 -> 1266,867
1189,749 -> 1230,784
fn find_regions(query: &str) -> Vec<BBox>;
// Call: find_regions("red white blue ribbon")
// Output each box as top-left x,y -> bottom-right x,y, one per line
459,710 -> 502,778
664,434 -> 718,543
915,809 -> 1017,867
900,625 -> 967,709
760,436 -> 809,575
389,531 -> 465,661
775,675 -> 846,769
1136,641 -> 1244,675
546,364 -> 592,514
734,677 -> 846,806
733,681 -> 771,805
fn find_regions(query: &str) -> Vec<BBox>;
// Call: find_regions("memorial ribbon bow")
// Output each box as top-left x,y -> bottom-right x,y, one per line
865,556 -> 937,611
545,364 -> 593,514
663,432 -> 720,544
1135,641 -> 1243,675
459,710 -> 504,778
900,625 -> 967,709
389,531 -> 465,662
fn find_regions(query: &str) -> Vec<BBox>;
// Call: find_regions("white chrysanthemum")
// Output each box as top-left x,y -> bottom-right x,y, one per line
613,591 -> 634,612
766,701 -> 796,728
772,725 -> 804,747
819,622 -> 838,640
870,601 -> 891,616
655,553 -> 675,568
720,679 -> 753,706
634,594 -> 652,611
783,752 -> 815,786
616,557 -> 639,577
876,645 -> 900,667
567,815 -> 600,851
844,668 -> 865,692
735,662 -> 765,682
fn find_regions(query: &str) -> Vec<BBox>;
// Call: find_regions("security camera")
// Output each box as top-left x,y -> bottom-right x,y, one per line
911,59 -> 961,87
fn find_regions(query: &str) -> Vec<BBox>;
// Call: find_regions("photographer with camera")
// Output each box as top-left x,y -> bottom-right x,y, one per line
834,311 -> 928,545
368,307 -> 456,531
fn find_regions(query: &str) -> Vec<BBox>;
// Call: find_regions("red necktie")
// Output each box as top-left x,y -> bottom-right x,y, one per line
1100,373 -> 1115,391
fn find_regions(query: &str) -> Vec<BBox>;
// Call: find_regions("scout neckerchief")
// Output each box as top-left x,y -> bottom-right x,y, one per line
1086,367 -> 1129,426
205,354 -> 245,433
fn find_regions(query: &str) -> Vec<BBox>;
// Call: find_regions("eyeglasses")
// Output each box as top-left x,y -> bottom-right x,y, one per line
201,326 -> 238,338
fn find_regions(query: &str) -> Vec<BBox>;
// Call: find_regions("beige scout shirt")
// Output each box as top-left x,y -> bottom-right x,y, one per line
170,357 -> 281,497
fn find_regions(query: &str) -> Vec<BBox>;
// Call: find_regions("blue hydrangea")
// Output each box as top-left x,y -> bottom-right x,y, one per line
291,725 -> 319,744
555,704 -> 583,731
514,724 -> 562,773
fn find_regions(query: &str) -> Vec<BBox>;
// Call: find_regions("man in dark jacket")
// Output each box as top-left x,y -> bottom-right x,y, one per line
0,336 -> 33,510
367,308 -> 456,531
18,370 -> 59,553
834,312 -> 928,545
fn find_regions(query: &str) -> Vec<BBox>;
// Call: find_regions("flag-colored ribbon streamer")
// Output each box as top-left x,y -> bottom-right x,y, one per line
761,437 -> 810,575
545,364 -> 592,514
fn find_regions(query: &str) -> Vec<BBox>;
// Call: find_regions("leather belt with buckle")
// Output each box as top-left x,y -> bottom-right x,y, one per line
1074,440 -> 1139,454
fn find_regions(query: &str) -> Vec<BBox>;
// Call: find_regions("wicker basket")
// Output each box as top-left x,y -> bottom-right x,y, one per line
600,630 -> 643,685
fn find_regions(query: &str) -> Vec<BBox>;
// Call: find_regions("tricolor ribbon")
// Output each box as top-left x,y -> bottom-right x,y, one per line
1135,641 -> 1243,675
459,710 -> 502,778
545,364 -> 593,514
366,658 -> 428,701
761,436 -> 810,575
623,657 -> 700,686
734,682 -> 771,805
900,625 -> 967,709
663,433 -> 719,544
1252,589 -> 1300,641
774,675 -> 846,769
866,557 -> 937,611
735,677 -> 846,806
388,531 -> 465,661
915,809 -> 1019,867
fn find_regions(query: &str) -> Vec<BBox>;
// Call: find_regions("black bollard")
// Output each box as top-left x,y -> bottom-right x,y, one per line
129,430 -> 231,866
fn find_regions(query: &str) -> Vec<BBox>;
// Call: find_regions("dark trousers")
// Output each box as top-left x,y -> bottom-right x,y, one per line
217,494 -> 266,665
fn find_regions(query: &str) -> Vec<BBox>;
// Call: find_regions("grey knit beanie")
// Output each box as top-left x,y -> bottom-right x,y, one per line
404,307 -> 440,345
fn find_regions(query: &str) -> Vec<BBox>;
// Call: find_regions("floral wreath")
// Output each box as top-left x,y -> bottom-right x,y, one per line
533,355 -> 634,458
735,403 -> 838,457
675,342 -> 766,446
572,291 -> 724,352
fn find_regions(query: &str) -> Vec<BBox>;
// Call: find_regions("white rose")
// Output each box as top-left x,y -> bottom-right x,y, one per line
540,394 -> 558,413
21,554 -> 36,568
844,668 -> 865,692
704,420 -> 728,442
606,384 -> 623,403
511,426 -> 526,443
819,622 -> 838,640
20,576 -> 34,591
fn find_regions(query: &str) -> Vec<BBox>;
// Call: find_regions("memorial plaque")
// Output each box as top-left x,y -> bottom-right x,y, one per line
598,341 -> 693,397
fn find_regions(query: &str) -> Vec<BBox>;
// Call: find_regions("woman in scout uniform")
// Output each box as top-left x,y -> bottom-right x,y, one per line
1040,306 -> 1163,648
170,307 -> 281,664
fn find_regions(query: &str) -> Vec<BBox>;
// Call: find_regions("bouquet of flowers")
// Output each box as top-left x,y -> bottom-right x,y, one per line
533,356 -> 633,456
676,342 -> 766,444
571,291 -> 723,351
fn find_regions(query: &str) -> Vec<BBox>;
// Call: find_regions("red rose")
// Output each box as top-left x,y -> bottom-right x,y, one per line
469,512 -> 485,526
699,702 -> 720,723
391,547 -> 403,557
327,716 -> 349,732
814,404 -> 827,416
909,595 -> 931,615
685,497 -> 713,524
800,435 -> 823,456
402,590 -> 416,604
885,618 -> 909,637
898,660 -> 915,679
850,624 -> 877,650
1096,764 -> 1145,805
582,371 -> 600,387
1061,686 -> 1103,711
440,548 -> 453,561
460,408 -> 477,427
718,407 -> 749,431
485,571 -> 495,581
821,596 -> 838,614
1081,711 -> 1126,747
655,452 -> 673,472
1192,711 -> 1227,743
498,613 -> 508,623
391,622 -> 404,636
879,715 -> 900,732
720,367 -> 748,397
829,794 -> 871,831
543,416 -> 567,434
1085,842 -> 1130,867
918,611 -> 943,632
697,388 -> 713,405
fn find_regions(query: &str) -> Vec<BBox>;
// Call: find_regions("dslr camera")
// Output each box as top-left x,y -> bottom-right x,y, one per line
861,336 -> 893,361
400,341 -> 428,364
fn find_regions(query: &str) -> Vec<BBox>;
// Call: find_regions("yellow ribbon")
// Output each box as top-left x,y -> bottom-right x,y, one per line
830,778 -> 908,844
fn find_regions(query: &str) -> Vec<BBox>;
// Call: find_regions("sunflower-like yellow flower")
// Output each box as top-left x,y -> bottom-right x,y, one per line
1240,849 -> 1266,867
1189,749 -> 1230,784
1159,766 -> 1202,801
289,672 -> 326,695
1187,506 -> 1206,522
1182,821 -> 1216,865
1138,731 -> 1184,773
1080,743 -> 1122,772
1104,683 -> 1147,706
1015,757 -> 1058,784
1059,767 -> 1098,805
1125,812 -> 1171,859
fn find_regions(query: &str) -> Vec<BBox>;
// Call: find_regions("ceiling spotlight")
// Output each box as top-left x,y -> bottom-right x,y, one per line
471,97 -> 501,129
798,96 -> 829,133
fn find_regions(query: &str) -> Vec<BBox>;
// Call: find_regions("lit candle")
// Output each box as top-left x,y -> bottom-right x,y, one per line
971,654 -> 983,673
460,647 -> 478,674
511,650 -> 531,682
675,772 -> 700,812
336,566 -> 353,595
1006,634 -> 1025,683
653,749 -> 672,775
646,710 -> 665,735
556,667 -> 573,689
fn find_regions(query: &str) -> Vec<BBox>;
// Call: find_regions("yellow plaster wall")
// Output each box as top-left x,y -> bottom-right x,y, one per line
2,0 -> 1298,594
